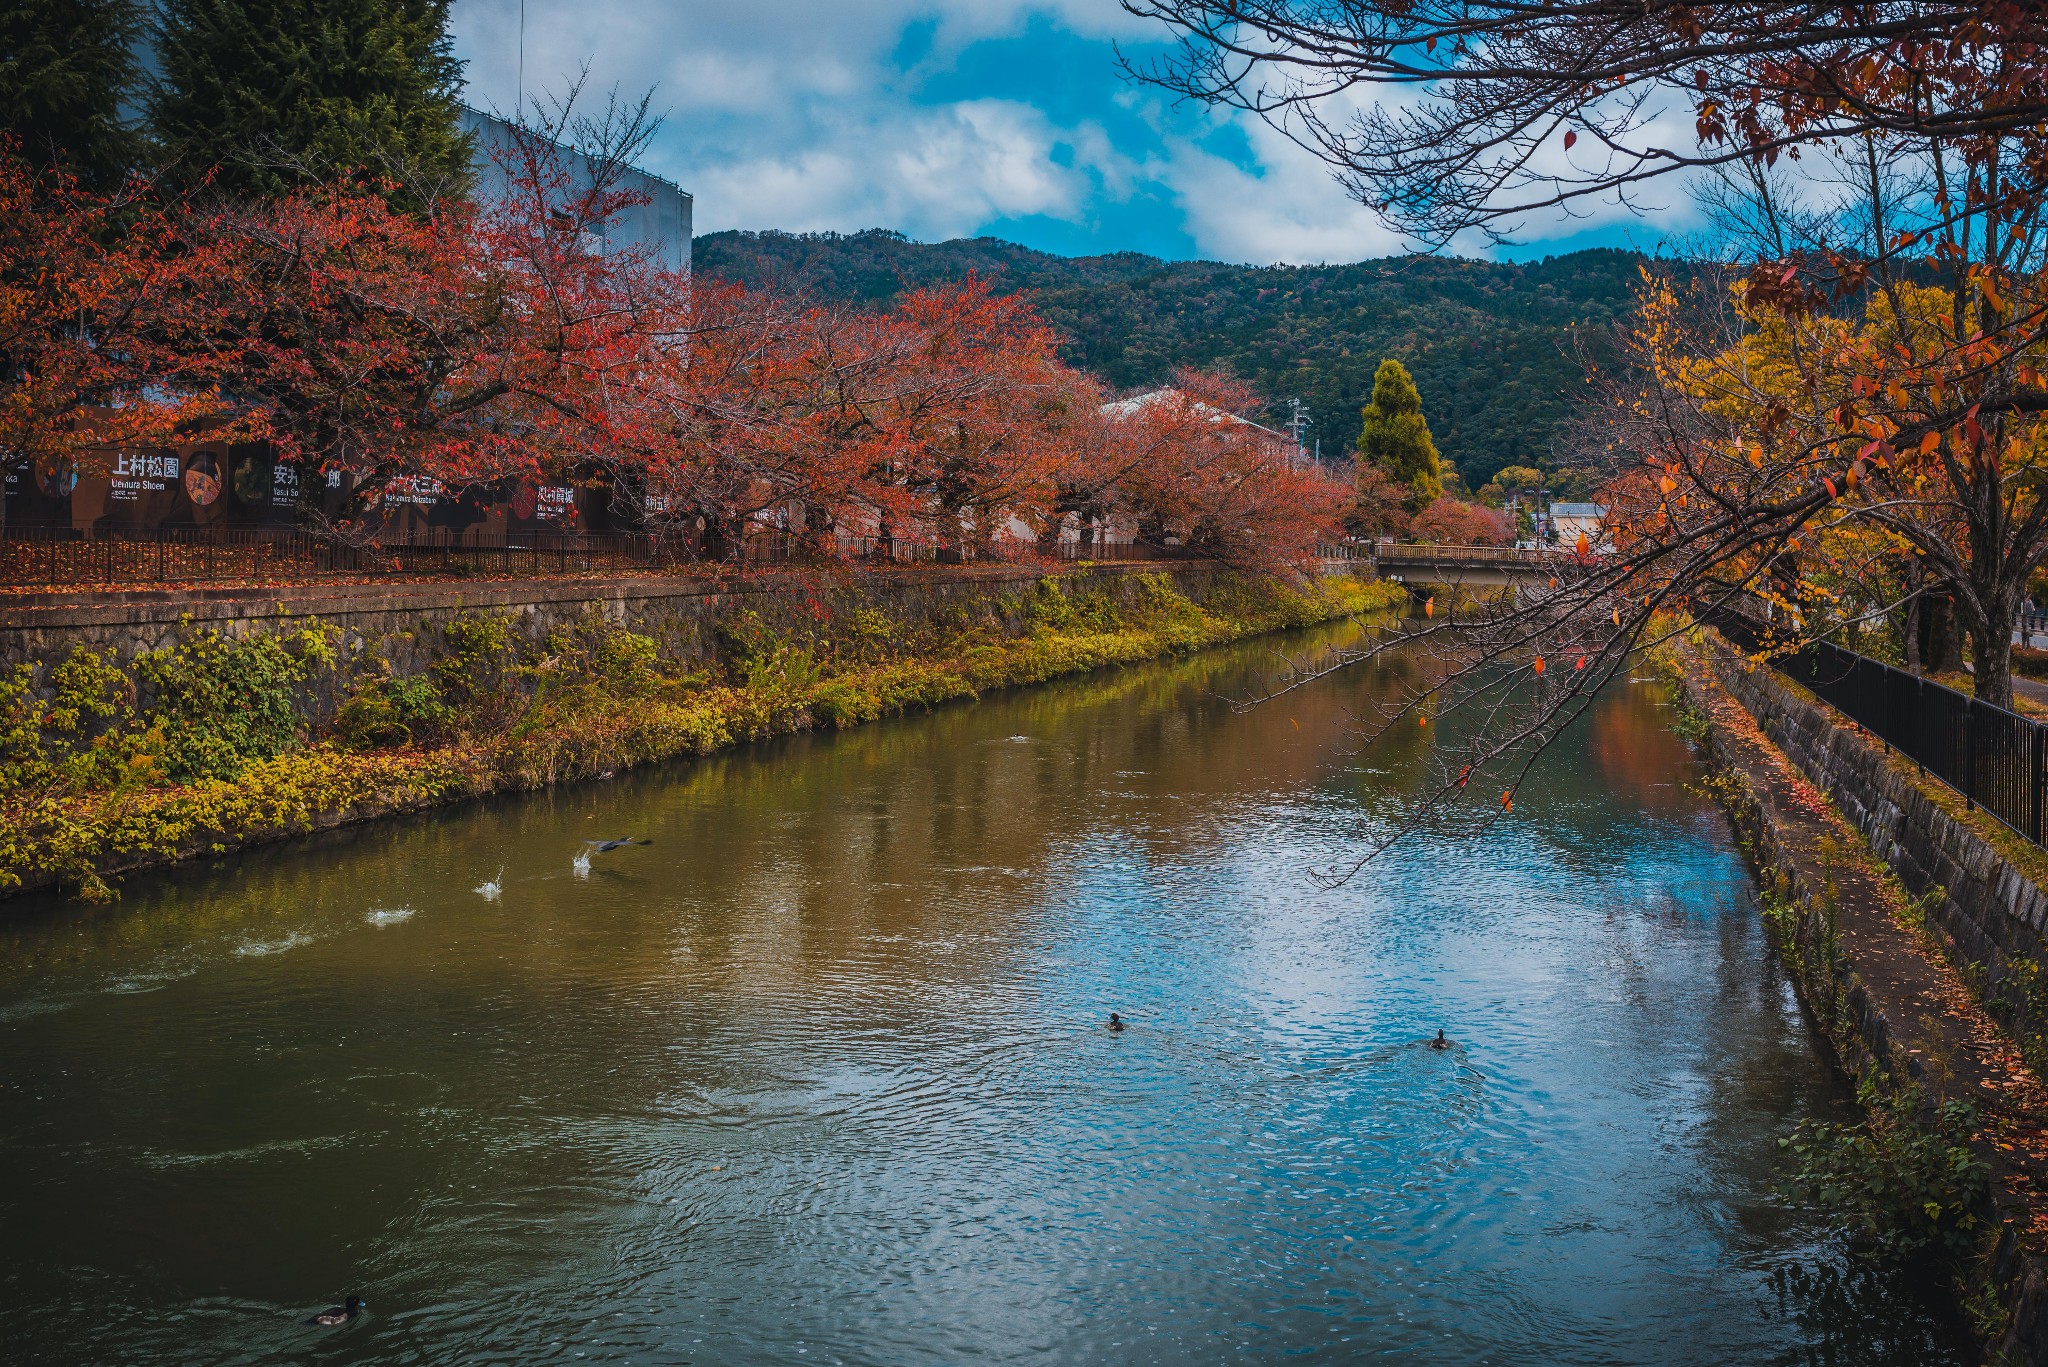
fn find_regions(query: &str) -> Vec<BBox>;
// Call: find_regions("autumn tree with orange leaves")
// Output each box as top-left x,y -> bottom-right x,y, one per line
639,297 -> 1347,570
1105,375 -> 1351,567
1123,0 -> 2048,848
1,118 -> 1346,575
0,152 -> 251,512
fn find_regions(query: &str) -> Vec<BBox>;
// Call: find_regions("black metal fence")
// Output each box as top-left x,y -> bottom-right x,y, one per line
1712,610 -> 2048,847
0,525 -> 696,586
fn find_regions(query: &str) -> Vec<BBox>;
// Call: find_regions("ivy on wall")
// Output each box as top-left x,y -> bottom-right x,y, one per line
1,572 -> 1404,901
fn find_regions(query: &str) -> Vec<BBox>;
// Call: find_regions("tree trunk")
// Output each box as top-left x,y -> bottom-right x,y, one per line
1973,621 -> 2017,711
1961,568 -> 2022,712
1921,592 -> 1961,674
696,510 -> 742,564
1898,556 -> 1924,670
796,502 -> 835,559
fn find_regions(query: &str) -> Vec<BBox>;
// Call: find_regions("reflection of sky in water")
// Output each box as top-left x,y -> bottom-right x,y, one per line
0,626 -> 1968,1365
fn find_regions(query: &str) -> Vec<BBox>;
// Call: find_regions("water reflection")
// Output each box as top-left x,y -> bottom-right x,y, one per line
0,622 -> 1970,1364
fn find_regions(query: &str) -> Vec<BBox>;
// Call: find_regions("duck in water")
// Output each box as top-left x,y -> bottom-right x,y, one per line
308,1296 -> 366,1326
1107,1012 -> 1126,1032
1428,1029 -> 1451,1050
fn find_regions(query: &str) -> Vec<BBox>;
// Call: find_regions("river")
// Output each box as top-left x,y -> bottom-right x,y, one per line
0,622 -> 1971,1364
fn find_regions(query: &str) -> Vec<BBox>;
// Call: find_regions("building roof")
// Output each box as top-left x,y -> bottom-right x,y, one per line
1549,502 -> 1608,517
1100,388 -> 1290,441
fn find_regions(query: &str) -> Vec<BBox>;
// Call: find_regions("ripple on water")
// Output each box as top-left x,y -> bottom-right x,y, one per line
104,968 -> 198,994
232,932 -> 316,957
0,625 -> 1976,1367
138,1134 -> 352,1170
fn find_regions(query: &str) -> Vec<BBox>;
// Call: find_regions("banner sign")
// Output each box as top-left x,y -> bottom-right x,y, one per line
6,445 -> 622,541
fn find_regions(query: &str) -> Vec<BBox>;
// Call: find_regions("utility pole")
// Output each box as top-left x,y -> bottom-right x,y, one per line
1286,398 -> 1312,472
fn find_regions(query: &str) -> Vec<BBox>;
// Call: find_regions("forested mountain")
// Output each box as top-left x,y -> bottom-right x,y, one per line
694,229 -> 1654,490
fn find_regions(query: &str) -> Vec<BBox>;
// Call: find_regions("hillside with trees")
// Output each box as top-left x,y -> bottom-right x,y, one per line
694,229 -> 1649,490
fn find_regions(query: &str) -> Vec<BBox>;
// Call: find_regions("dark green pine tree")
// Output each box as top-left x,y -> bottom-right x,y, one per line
150,0 -> 470,204
1357,358 -> 1443,508
0,0 -> 143,187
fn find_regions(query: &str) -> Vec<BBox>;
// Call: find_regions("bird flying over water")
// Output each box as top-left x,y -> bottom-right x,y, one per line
574,837 -> 649,875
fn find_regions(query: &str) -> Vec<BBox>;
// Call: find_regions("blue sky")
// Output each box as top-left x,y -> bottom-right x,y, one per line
448,1 -> 1694,265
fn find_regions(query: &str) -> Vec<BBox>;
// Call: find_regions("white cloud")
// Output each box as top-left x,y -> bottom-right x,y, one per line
447,0 -> 1696,262
1150,115 -> 1411,264
453,0 -> 1148,118
688,99 -> 1105,240
450,0 -> 1155,243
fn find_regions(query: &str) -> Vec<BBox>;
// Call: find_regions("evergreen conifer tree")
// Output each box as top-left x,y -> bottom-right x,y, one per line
150,0 -> 469,204
0,0 -> 142,186
1357,358 -> 1442,507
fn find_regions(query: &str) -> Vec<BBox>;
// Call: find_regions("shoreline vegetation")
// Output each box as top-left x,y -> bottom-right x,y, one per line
0,569 -> 1401,905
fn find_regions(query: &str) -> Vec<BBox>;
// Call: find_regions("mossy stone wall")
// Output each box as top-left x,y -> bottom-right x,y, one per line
0,564 -> 1224,727
1712,644 -> 2048,985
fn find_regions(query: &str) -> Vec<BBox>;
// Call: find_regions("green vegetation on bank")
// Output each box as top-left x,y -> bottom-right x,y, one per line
0,571 -> 1402,902
695,228 -> 1649,490
1781,1079 -> 1990,1264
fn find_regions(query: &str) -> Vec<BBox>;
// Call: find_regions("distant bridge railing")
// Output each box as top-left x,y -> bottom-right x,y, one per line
1372,542 -> 1577,565
1709,608 -> 2048,849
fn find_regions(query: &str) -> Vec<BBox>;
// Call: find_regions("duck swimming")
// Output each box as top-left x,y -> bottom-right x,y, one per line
1107,1012 -> 1126,1032
308,1296 -> 366,1326
1428,1029 -> 1451,1050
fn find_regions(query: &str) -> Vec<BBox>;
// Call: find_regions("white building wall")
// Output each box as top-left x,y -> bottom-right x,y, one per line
460,107 -> 692,275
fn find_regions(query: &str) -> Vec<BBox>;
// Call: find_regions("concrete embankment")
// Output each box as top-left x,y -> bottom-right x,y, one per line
0,563 -> 1395,903
0,562 -> 1224,722
1676,633 -> 2048,1361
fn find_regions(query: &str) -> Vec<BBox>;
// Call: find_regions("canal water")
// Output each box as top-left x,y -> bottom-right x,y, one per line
0,624 -> 1969,1365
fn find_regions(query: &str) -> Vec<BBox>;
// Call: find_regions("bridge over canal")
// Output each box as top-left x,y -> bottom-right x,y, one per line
1366,542 -> 1582,590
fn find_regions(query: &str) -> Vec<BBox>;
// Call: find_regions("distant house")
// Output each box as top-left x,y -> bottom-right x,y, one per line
460,107 -> 692,275
1100,389 -> 1298,464
1548,501 -> 1610,550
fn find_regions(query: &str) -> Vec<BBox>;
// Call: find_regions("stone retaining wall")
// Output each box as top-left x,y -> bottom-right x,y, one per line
1680,638 -> 2048,1364
0,562 -> 1225,725
1712,641 -> 2048,1006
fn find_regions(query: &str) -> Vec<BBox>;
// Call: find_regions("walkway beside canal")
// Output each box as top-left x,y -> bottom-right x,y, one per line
1679,635 -> 2048,1361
